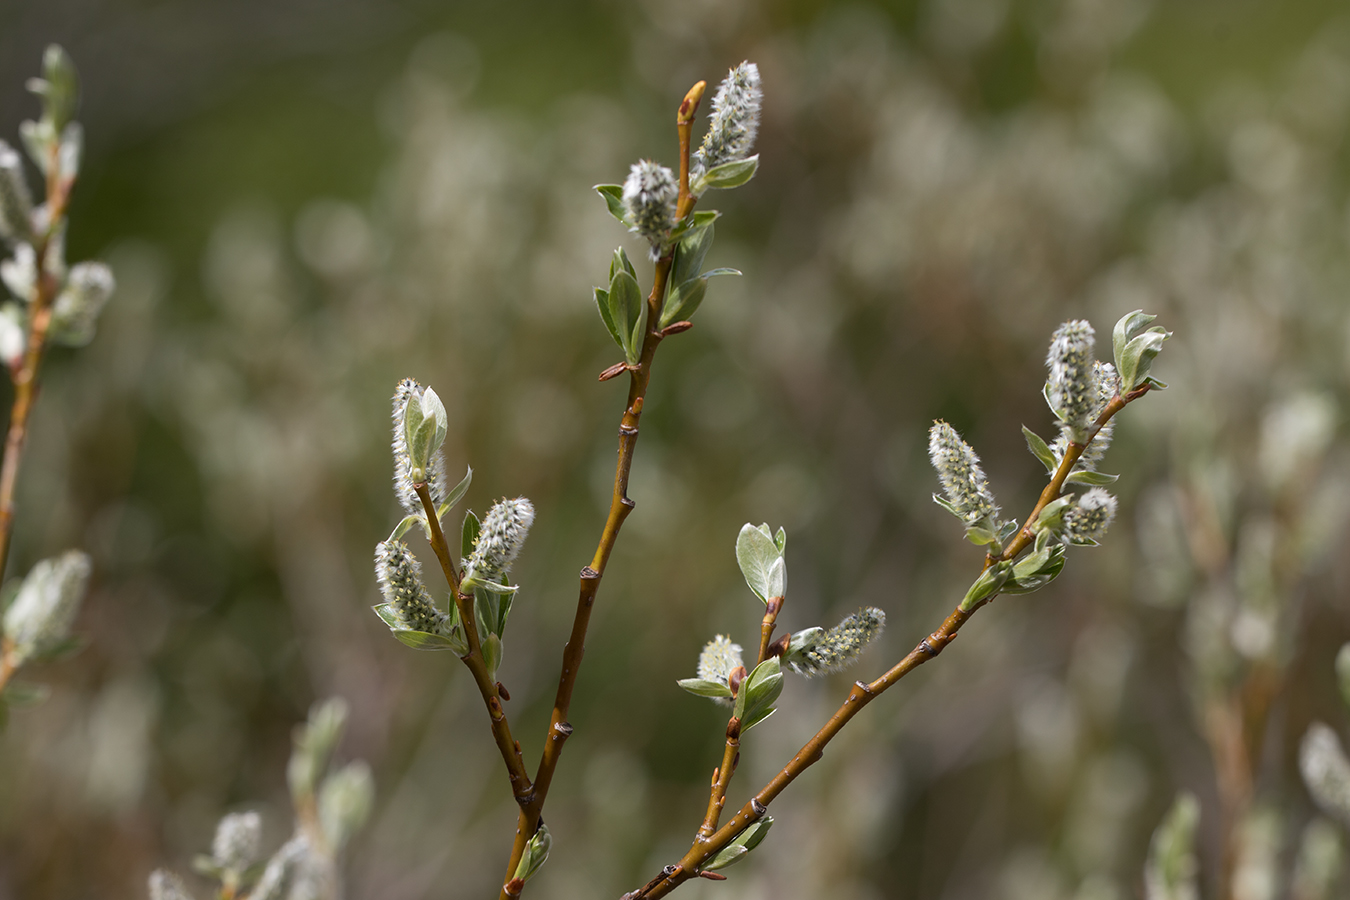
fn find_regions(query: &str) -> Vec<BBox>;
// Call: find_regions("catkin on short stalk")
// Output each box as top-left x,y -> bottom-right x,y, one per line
697,635 -> 745,685
787,608 -> 886,677
622,160 -> 677,254
1046,320 -> 1097,435
929,421 -> 999,525
374,540 -> 449,634
464,497 -> 534,586
2,550 -> 90,667
0,140 -> 32,243
1063,488 -> 1117,545
692,62 -> 762,186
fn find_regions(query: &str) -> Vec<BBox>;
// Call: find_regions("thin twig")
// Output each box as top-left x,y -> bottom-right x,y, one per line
0,147 -> 73,585
498,80 -> 708,898
630,386 -> 1153,898
414,482 -> 533,807
697,717 -> 741,841
757,596 -> 783,666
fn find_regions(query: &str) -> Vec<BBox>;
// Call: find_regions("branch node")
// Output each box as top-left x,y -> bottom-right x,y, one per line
497,682 -> 511,701
580,566 -> 600,580
751,798 -> 767,817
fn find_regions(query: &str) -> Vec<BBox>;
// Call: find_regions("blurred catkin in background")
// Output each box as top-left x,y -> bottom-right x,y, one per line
3,1 -> 1350,898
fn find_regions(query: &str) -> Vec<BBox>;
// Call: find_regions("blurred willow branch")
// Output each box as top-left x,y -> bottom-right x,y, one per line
0,46 -> 113,723
629,375 -> 1160,899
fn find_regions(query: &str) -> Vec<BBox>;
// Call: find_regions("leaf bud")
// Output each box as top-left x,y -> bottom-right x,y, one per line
513,823 -> 552,884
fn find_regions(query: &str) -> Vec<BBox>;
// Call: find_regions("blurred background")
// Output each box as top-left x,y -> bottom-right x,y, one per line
2,0 -> 1350,897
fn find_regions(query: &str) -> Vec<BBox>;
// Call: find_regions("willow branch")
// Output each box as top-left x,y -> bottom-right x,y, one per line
0,149 -> 73,585
414,482 -> 532,807
0,640 -> 16,694
629,386 -> 1154,899
498,80 -> 709,898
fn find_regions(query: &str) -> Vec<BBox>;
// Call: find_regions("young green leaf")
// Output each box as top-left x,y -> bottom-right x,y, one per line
692,155 -> 759,194
436,466 -> 474,520
392,629 -> 458,651
594,287 -> 624,350
677,677 -> 735,699
461,510 -> 481,562
1022,426 -> 1057,474
735,523 -> 781,603
594,184 -> 628,225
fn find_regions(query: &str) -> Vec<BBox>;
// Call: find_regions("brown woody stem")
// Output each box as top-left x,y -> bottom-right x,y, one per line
697,717 -> 741,840
414,483 -> 532,808
499,80 -> 707,899
0,150 -> 73,585
630,385 -> 1153,898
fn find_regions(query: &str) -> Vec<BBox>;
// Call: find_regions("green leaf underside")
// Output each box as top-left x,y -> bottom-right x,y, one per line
373,603 -> 401,629
1066,470 -> 1119,485
595,287 -> 624,351
736,523 -> 781,603
438,466 -> 474,519
608,268 -> 644,365
594,184 -> 628,225
393,629 -> 457,650
388,514 -> 422,543
1022,426 -> 1057,474
695,155 -> 760,192
462,510 -> 481,562
677,677 -> 734,699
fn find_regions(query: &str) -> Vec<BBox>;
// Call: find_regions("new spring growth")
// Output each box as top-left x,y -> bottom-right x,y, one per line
1144,793 -> 1200,900
391,378 -> 449,515
692,62 -> 762,194
2,550 -> 90,667
50,261 -> 115,347
1062,488 -> 1117,546
318,761 -> 374,852
513,823 -> 552,884
1046,320 -> 1097,440
147,870 -> 194,900
249,836 -> 307,900
375,540 -> 450,635
1072,361 -> 1121,471
929,421 -> 1000,532
199,811 -> 262,890
622,160 -> 677,256
783,608 -> 886,677
463,496 -> 535,588
1301,724 -> 1350,824
287,697 -> 348,804
0,141 -> 33,243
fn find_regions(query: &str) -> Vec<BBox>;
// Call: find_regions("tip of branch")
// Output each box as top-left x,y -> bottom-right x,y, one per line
679,81 -> 707,125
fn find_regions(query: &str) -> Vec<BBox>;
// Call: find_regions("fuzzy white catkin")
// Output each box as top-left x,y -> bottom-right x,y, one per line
464,497 -> 534,585
0,140 -> 32,242
693,62 -> 762,184
2,549 -> 90,666
1066,360 -> 1121,471
374,540 -> 449,634
697,635 -> 744,684
622,160 -> 677,251
390,378 -> 448,516
211,811 -> 262,872
248,835 -> 307,900
50,261 -> 115,346
1046,320 -> 1097,434
928,421 -> 999,525
148,870 -> 195,900
786,608 -> 886,677
1301,723 -> 1350,824
1063,488 -> 1117,544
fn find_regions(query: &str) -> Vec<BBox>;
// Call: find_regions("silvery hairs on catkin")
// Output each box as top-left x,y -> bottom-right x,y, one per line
928,421 -> 999,525
391,377 -> 447,515
692,61 -> 762,182
787,608 -> 886,677
464,497 -> 535,586
622,160 -> 677,256
375,540 -> 449,634
1046,320 -> 1097,437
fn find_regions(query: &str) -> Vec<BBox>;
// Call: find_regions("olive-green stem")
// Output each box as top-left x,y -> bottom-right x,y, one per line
631,385 -> 1153,898
414,482 -> 532,808
498,80 -> 708,900
0,146 -> 73,586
